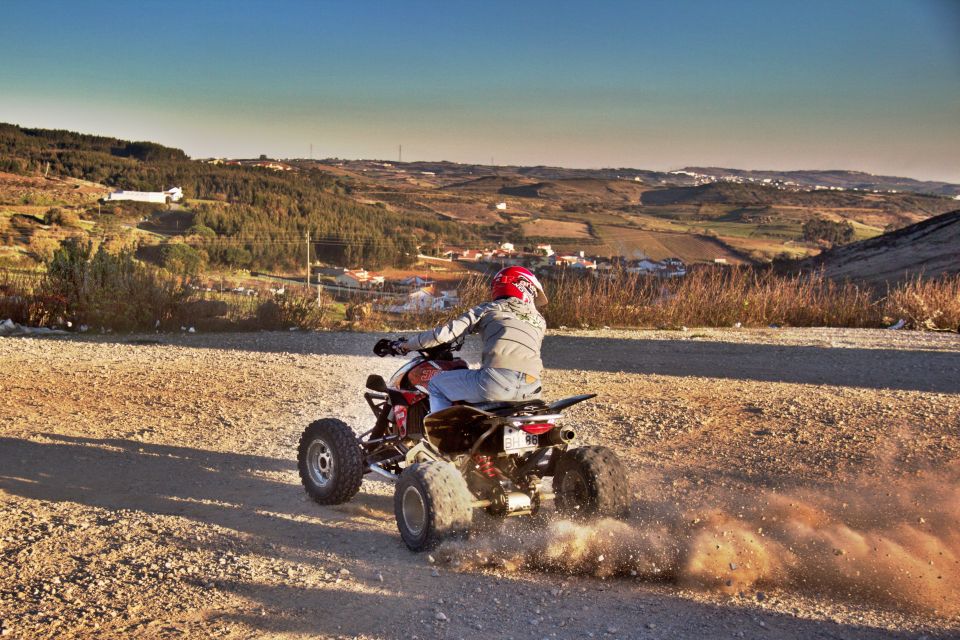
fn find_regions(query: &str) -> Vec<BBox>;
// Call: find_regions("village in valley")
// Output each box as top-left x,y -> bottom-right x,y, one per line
322,241 -> 690,314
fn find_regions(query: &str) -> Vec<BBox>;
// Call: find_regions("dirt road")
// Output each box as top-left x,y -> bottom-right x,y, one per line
1,328 -> 958,639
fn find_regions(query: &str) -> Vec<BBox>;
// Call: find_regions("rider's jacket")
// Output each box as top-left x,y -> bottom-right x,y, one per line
407,297 -> 545,379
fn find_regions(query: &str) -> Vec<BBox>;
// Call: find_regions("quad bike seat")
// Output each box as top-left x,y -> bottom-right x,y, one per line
466,399 -> 547,413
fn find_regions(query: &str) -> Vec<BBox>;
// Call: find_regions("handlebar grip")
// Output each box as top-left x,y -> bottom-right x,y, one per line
374,338 -> 407,357
373,338 -> 393,357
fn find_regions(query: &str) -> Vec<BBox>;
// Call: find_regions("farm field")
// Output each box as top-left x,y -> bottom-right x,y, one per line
419,200 -> 506,224
520,218 -> 591,239
592,224 -> 745,262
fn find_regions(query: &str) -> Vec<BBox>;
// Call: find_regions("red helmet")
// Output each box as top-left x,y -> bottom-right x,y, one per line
491,266 -> 547,306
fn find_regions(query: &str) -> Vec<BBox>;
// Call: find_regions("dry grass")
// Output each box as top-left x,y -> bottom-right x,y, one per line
882,275 -> 960,331
521,219 -> 592,238
3,261 -> 957,333
535,268 -> 959,331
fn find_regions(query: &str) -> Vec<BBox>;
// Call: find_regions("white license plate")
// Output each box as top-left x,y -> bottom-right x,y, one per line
503,426 -> 539,452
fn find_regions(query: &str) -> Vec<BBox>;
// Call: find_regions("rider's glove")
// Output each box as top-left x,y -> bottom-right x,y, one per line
374,338 -> 408,357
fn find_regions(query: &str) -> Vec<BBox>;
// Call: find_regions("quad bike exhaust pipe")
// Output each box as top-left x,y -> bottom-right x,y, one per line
546,425 -> 576,446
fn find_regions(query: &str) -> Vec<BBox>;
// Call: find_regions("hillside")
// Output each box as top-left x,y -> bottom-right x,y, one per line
640,182 -> 958,218
4,121 -> 958,276
684,167 -> 960,197
800,209 -> 960,283
0,123 -> 476,271
442,175 -> 537,192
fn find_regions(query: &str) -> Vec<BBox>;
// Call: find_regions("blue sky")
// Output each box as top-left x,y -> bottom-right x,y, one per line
1,0 -> 958,181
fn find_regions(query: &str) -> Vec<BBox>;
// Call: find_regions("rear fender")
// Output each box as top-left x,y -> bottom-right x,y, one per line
546,393 -> 597,412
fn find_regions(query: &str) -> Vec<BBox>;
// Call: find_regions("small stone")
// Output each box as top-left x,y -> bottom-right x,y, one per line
597,554 -> 605,562
529,618 -> 539,626
646,623 -> 656,630
377,573 -> 384,582
431,569 -> 440,577
729,562 -> 737,570
427,555 -> 436,564
606,626 -> 619,634
338,568 -> 350,576
435,612 -> 447,622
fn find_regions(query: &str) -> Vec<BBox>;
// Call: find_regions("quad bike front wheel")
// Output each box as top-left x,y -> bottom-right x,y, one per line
394,461 -> 473,551
553,445 -> 631,519
297,418 -> 364,505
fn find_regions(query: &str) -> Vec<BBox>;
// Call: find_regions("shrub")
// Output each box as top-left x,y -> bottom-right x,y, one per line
161,242 -> 206,276
883,275 -> 960,331
273,291 -> 330,330
40,239 -> 188,330
185,224 -> 217,238
43,207 -> 79,227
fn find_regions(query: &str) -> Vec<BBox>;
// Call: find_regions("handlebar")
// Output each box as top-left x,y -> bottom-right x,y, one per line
373,335 -> 464,359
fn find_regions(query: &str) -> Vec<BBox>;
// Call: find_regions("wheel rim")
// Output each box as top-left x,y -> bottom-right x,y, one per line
401,486 -> 427,537
560,471 -> 588,506
307,438 -> 335,488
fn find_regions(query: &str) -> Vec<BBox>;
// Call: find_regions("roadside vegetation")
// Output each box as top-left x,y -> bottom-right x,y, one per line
2,246 -> 957,333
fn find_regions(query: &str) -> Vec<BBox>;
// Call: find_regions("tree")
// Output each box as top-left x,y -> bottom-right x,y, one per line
161,243 -> 205,276
185,224 -> 217,238
802,217 -> 854,245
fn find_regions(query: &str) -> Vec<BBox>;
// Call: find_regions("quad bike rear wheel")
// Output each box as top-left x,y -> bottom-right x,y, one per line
297,418 -> 364,505
553,445 -> 630,519
394,461 -> 473,551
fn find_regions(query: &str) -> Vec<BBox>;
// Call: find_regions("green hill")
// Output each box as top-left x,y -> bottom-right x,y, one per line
0,123 -> 476,270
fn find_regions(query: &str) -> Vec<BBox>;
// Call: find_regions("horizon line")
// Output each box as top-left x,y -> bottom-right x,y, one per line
5,119 -> 958,187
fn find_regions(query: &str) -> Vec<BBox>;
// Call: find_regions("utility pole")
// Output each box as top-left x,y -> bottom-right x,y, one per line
398,144 -> 402,163
310,143 -> 313,160
305,229 -> 311,290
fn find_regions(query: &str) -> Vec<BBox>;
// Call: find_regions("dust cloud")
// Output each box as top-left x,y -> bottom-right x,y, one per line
438,470 -> 960,616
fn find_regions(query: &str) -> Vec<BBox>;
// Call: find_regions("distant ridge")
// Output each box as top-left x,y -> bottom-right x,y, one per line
801,209 -> 960,283
682,167 -> 960,197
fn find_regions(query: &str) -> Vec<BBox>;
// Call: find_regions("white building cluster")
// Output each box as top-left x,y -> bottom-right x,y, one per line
104,186 -> 183,204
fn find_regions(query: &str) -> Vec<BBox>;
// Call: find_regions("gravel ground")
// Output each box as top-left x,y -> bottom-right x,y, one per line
0,327 -> 958,639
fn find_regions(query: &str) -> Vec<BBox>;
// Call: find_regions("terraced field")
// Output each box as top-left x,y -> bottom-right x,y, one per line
592,224 -> 745,262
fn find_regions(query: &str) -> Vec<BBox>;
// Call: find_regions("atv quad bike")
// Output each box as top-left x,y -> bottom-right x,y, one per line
297,336 -> 630,551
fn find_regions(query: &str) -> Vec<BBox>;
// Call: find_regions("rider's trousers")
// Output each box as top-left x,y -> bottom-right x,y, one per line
426,367 -> 541,414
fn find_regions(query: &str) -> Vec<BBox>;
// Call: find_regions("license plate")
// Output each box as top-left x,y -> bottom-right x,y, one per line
503,426 -> 539,452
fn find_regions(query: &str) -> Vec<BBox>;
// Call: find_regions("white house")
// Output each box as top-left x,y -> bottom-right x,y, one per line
335,269 -> 384,289
500,242 -> 515,252
105,186 -> 183,204
627,259 -> 661,274
496,202 -> 508,211
383,288 -> 453,314
397,275 -> 434,290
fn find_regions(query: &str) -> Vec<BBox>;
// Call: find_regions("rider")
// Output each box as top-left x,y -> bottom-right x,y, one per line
398,266 -> 547,414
